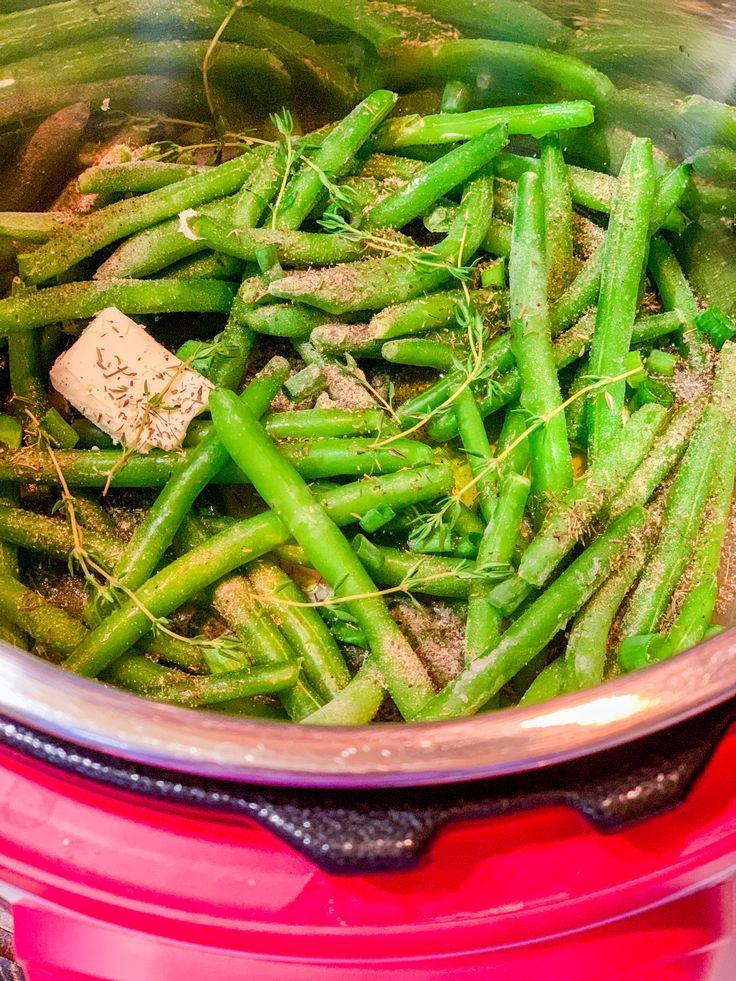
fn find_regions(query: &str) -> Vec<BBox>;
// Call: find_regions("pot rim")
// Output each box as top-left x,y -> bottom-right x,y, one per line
0,628 -> 734,788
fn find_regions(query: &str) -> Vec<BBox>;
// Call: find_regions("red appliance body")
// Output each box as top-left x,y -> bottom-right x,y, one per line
0,722 -> 735,980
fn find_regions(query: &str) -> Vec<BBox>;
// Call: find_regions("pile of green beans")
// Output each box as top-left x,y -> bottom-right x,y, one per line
0,0 -> 734,725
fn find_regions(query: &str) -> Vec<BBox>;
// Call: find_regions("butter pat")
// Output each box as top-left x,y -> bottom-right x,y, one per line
50,307 -> 213,452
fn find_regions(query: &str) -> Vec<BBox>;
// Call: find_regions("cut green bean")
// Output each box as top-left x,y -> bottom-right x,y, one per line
247,559 -> 351,701
190,217 -> 366,267
587,138 -> 656,461
0,211 -> 71,243
161,252 -> 246,282
510,170 -> 572,506
0,504 -> 121,568
352,535 -> 477,598
376,101 -> 596,150
78,160 -> 208,195
455,388 -> 496,522
465,472 -> 531,663
564,544 -> 646,690
0,279 -> 237,335
0,571 -> 87,657
364,124 -> 507,230
540,133 -> 574,298
102,656 -> 300,708
386,40 -> 613,104
648,233 -> 710,369
209,389 -> 434,720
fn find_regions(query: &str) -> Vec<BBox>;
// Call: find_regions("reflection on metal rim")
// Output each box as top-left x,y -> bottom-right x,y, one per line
0,630 -> 734,788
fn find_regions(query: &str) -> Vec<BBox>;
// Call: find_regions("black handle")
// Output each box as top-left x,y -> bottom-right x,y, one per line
0,700 -> 733,875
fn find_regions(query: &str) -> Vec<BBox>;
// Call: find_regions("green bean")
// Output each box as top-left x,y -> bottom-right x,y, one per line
564,545 -> 647,691
677,216 -> 736,317
376,101 -> 595,151
0,211 -> 70,243
365,124 -> 507,230
519,657 -> 567,705
406,0 -> 573,47
274,90 -> 397,230
95,198 -> 234,280
441,80 -> 471,114
209,389 -> 435,719
78,160 -> 208,195
381,338 -> 454,370
160,252 -> 246,282
0,435 -> 433,489
62,465 -> 453,678
248,559 -> 350,701
191,216 -> 365,267
230,145 -> 283,230
690,145 -> 736,184
302,660 -> 386,726
359,154 -> 425,181
0,416 -> 22,453
510,170 -> 572,506
40,408 -> 77,450
312,288 -> 506,356
387,36 -> 614,103
497,404 -> 530,478
0,571 -> 87,657
18,149 -> 268,285
352,535 -> 477,598
108,358 -> 289,602
0,278 -> 236,336
586,138 -> 656,460
72,493 -> 116,539
250,0 -> 404,49
540,134 -> 574,299
466,472 -> 531,664
269,171 -> 493,312
550,161 -> 690,340
0,504 -> 121,568
240,303 -> 326,339
620,343 -> 736,639
264,408 -> 396,440
8,328 -> 48,419
102,655 -> 299,708
413,507 -> 647,721
664,436 -> 736,657
455,389 -> 496,522
489,403 -> 666,616
647,234 -> 710,369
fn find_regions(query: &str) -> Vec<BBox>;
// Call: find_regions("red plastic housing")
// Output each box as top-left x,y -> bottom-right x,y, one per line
1,725 -> 735,979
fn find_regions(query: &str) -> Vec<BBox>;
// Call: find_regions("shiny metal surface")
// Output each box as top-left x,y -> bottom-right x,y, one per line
0,630 -> 734,787
0,0 -> 735,788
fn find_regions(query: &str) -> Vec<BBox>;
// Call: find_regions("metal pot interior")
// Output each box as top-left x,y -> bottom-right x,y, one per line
0,0 -> 734,787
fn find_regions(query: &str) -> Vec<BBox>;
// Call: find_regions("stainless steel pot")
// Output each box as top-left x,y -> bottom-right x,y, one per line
0,0 -> 734,790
